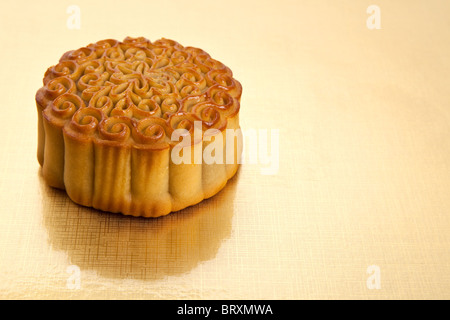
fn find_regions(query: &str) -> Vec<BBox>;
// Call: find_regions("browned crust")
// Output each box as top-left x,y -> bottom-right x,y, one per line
37,37 -> 242,151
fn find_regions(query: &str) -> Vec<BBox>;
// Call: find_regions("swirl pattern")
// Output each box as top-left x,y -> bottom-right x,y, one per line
37,37 -> 242,148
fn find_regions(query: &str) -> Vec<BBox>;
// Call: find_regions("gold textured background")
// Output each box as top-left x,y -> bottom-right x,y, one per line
0,0 -> 449,299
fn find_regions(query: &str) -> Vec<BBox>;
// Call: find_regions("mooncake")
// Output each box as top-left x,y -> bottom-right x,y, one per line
36,37 -> 242,217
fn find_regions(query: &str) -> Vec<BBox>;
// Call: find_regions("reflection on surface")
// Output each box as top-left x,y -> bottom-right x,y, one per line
39,169 -> 238,281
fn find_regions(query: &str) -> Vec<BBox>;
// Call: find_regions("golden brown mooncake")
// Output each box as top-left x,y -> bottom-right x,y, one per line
36,37 -> 242,218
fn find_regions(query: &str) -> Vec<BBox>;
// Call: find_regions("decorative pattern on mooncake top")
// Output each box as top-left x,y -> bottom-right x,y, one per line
36,37 -> 242,148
